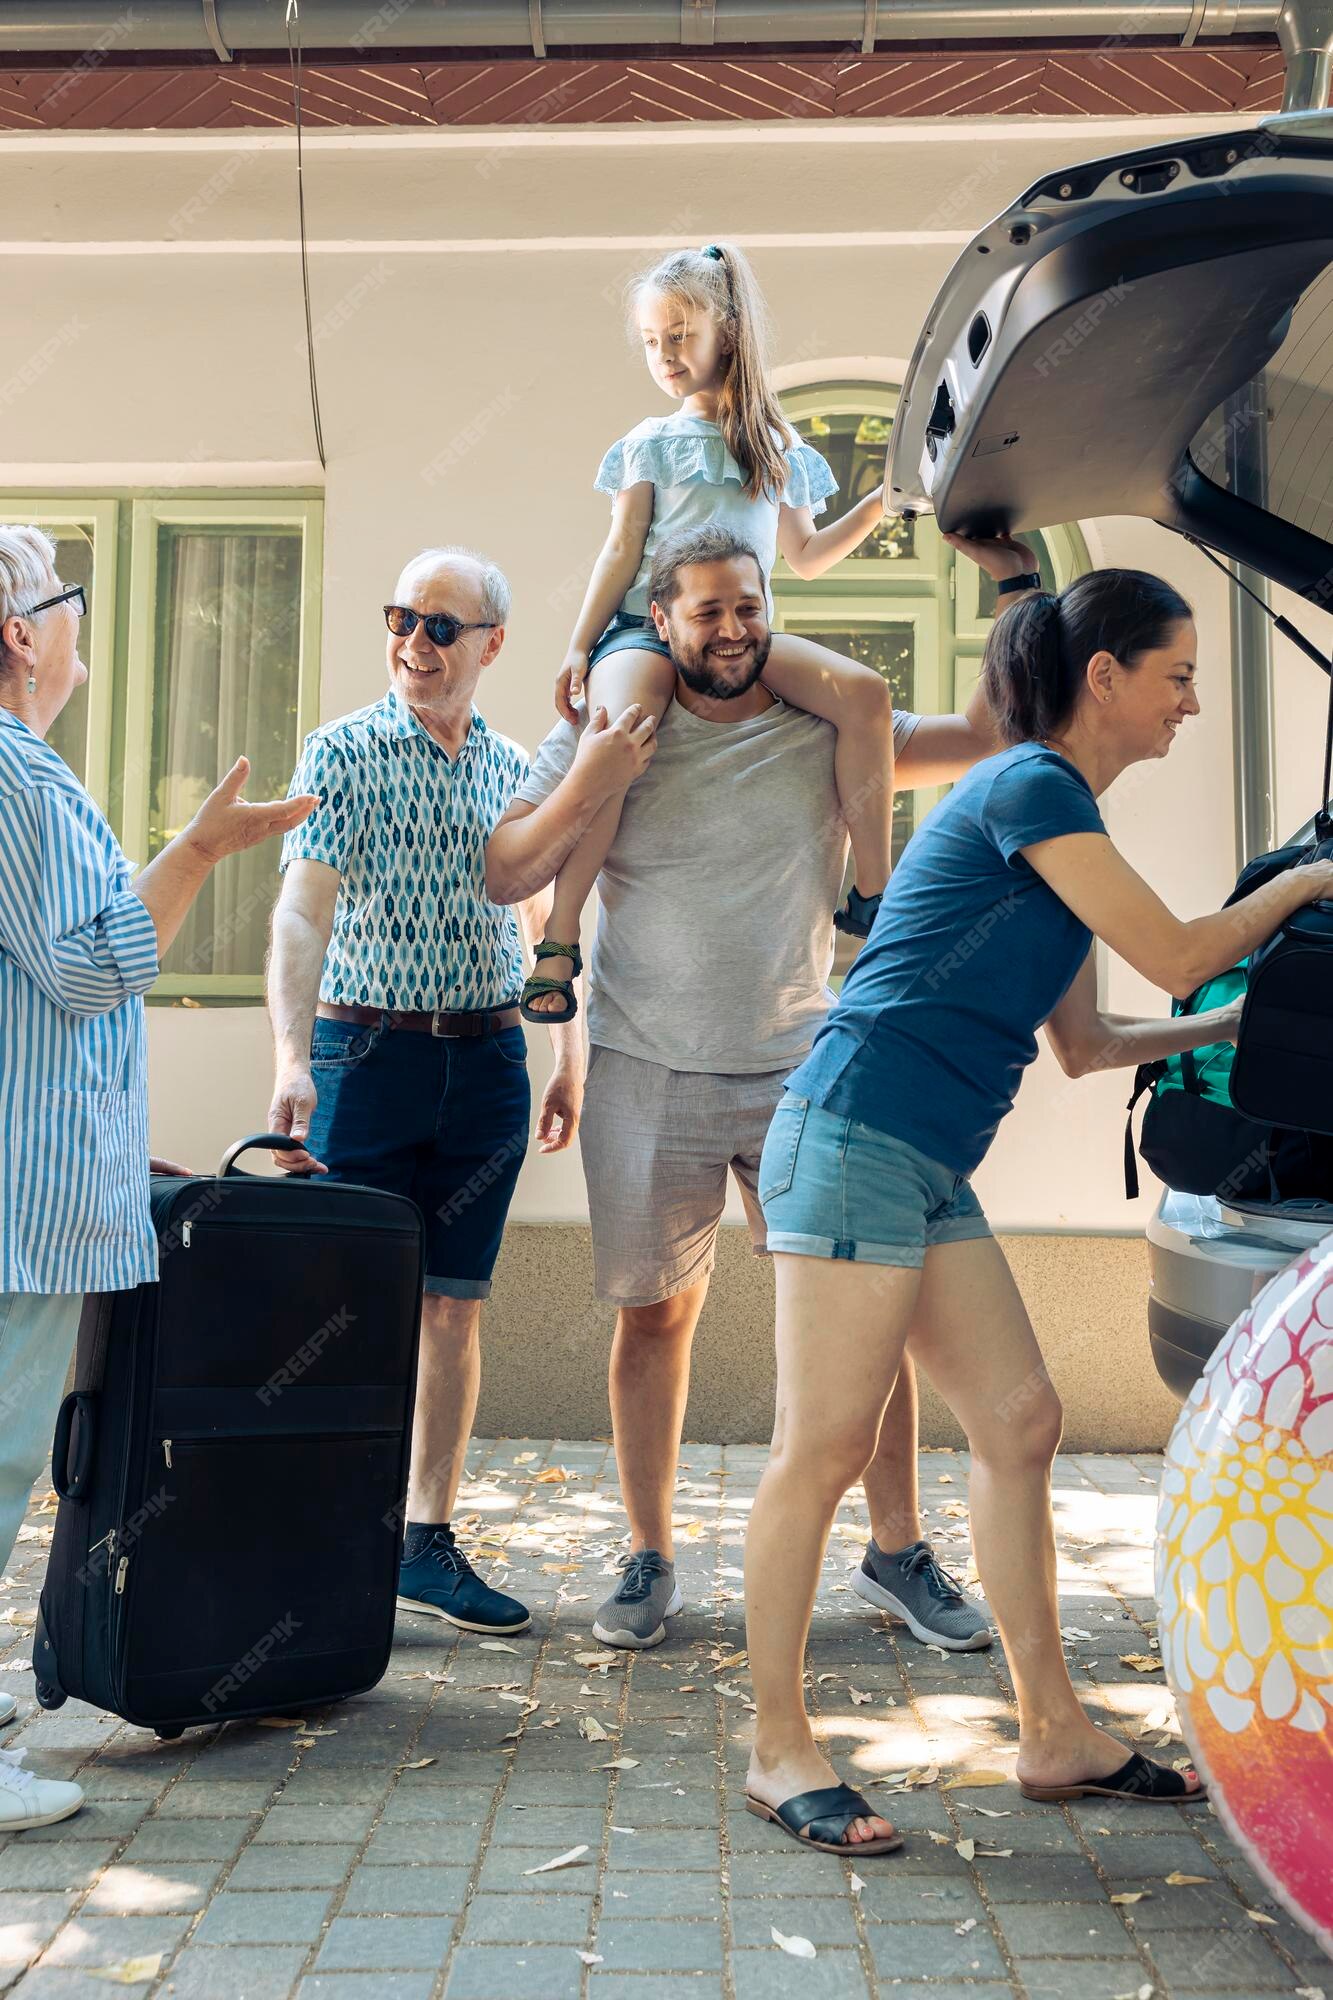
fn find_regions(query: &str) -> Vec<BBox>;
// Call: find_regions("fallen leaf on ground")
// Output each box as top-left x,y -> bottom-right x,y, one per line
542,1562 -> 582,1574
540,1719 -> 561,1729
711,1651 -> 748,1673
513,1452 -> 538,1463
88,1957 -> 163,1986
1246,1909 -> 1277,1925
480,1641 -> 519,1654
1164,1872 -> 1209,1887
849,1872 -> 866,1896
771,1927 -> 816,1960
534,1466 -> 575,1483
403,1757 -> 436,1770
924,1829 -> 952,1846
942,1770 -> 1008,1790
601,1757 -> 639,1770
1,1608 -> 35,1629
848,1688 -> 873,1706
1061,1627 -> 1093,1641
955,1917 -> 977,1936
293,1737 -> 316,1748
941,1501 -> 968,1519
574,1651 -> 620,1671
254,1716 -> 304,1729
1119,1655 -> 1163,1673
496,1692 -> 535,1707
579,1716 -> 610,1742
938,1473 -> 953,1484
955,1838 -> 976,1861
1111,1891 -> 1150,1905
524,1844 -> 590,1876
576,1951 -> 603,1966
975,1848 -> 1013,1858
960,1805 -> 1011,1818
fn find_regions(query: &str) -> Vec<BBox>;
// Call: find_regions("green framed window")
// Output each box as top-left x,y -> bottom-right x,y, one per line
1,491 -> 322,1003
774,382 -> 1089,972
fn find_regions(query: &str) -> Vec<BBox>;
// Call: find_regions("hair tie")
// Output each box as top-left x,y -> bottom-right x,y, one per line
701,244 -> 724,260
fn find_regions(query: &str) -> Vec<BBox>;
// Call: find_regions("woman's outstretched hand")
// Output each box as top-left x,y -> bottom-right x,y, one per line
185,758 -> 317,863
942,529 -> 1039,584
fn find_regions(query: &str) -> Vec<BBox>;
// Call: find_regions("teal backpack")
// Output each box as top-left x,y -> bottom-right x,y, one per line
1124,965 -> 1269,1201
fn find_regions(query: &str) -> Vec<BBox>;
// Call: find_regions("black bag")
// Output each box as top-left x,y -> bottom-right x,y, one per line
1123,841 -> 1328,1201
1231,874 -> 1333,1133
33,1134 -> 424,1738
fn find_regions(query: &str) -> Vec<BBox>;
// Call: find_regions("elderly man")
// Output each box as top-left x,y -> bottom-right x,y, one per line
487,524 -> 1000,1653
267,545 -> 648,1636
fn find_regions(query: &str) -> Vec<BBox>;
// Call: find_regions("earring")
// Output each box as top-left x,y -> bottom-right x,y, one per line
26,675 -> 36,695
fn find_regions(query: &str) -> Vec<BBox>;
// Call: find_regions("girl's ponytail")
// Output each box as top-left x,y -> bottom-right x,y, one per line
980,567 -> 1193,744
707,244 -> 792,505
627,242 -> 792,503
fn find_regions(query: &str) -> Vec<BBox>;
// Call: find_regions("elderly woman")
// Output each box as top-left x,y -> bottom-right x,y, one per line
743,537 -> 1333,1856
0,527 -> 314,1829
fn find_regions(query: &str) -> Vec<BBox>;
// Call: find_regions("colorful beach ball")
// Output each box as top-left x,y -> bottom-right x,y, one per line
1154,1242 -> 1333,1953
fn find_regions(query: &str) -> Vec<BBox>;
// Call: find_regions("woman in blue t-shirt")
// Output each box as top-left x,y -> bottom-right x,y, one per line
742,547 -> 1333,1858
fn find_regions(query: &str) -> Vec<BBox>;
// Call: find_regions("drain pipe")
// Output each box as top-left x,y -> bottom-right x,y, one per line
0,0 -> 1284,59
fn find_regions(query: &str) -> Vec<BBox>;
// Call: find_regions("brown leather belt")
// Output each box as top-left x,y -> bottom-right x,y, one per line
317,1001 -> 522,1039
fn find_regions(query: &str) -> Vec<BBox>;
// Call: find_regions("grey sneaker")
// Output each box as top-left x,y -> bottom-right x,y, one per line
592,1550 -> 683,1650
851,1538 -> 992,1651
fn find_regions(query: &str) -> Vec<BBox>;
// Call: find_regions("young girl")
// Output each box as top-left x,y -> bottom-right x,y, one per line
520,241 -> 899,1022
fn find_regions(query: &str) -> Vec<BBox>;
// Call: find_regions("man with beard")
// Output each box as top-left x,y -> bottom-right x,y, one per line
486,524 -> 997,1652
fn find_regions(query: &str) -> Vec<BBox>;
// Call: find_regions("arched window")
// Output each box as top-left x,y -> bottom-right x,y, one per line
775,381 -> 1090,891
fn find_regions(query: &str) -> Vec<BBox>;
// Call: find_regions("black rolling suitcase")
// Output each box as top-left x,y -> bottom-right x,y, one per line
34,1134 -> 424,1738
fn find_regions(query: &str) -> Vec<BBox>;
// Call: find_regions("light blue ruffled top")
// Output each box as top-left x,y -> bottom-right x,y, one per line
594,410 -> 837,618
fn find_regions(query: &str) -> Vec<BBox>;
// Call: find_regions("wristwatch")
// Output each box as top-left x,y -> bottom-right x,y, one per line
996,572 -> 1042,596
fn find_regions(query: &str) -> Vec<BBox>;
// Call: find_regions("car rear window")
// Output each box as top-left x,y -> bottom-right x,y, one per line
1189,264 -> 1333,546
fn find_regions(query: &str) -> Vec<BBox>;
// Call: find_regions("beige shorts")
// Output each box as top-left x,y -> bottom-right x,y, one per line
579,1045 -> 789,1308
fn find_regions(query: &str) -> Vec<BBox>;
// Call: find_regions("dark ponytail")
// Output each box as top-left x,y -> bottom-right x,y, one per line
980,568 -> 1192,744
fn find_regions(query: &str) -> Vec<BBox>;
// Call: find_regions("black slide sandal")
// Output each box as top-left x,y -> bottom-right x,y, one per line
1021,1750 -> 1207,1805
745,1782 -> 903,1856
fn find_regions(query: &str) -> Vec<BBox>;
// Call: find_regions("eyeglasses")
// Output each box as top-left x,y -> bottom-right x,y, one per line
22,585 -> 86,620
384,604 -> 497,649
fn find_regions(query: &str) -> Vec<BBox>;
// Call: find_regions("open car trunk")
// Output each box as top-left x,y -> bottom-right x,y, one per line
888,110 -> 1333,604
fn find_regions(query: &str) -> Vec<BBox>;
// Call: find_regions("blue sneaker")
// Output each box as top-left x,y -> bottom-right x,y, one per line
397,1526 -> 531,1635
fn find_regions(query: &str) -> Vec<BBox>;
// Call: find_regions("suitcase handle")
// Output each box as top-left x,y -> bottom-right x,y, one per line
216,1132 -> 307,1179
51,1390 -> 96,1501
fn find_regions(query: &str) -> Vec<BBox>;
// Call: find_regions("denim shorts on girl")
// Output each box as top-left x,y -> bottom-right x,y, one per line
758,1092 -> 992,1268
588,610 -> 674,671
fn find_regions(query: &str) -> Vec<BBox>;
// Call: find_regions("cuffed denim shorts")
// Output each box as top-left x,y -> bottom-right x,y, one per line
759,1092 -> 992,1269
306,1014 -> 529,1299
588,611 -> 673,670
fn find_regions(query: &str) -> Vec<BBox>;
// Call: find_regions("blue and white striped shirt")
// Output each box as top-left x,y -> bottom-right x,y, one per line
0,711 -> 160,1295
280,691 -> 529,1012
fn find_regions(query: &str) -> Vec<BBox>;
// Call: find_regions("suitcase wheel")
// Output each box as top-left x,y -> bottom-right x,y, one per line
154,1726 -> 184,1741
34,1681 -> 66,1712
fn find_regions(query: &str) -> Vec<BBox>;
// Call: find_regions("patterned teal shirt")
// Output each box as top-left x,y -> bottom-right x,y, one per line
281,690 -> 528,1012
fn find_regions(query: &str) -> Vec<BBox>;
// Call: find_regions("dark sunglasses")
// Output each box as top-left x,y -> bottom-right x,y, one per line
23,584 -> 87,620
384,604 -> 497,649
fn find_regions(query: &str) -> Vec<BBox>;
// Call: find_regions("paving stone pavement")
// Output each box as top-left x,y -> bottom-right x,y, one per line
0,1444 -> 1326,2000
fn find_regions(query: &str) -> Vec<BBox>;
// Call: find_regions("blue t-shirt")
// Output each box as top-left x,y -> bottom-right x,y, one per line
785,743 -> 1107,1175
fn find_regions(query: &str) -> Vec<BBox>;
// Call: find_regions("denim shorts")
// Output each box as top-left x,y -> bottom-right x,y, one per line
588,611 -> 673,671
759,1093 -> 991,1268
305,1015 -> 530,1299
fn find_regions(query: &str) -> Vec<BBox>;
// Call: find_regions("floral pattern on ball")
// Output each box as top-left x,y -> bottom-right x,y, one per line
1154,1244 -> 1333,1955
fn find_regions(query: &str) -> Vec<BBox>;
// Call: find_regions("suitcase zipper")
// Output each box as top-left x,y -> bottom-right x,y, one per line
114,1556 -> 129,1596
179,1218 -> 417,1249
162,1440 -> 172,1468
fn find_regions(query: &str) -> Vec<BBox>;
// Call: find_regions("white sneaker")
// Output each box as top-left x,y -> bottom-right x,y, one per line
0,1748 -> 83,1830
0,1692 -> 16,1726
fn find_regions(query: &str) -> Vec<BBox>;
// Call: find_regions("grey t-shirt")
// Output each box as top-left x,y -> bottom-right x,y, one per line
513,695 -> 920,1075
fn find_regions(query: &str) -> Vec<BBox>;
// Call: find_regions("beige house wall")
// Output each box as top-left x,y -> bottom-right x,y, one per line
5,113 -> 1331,1445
